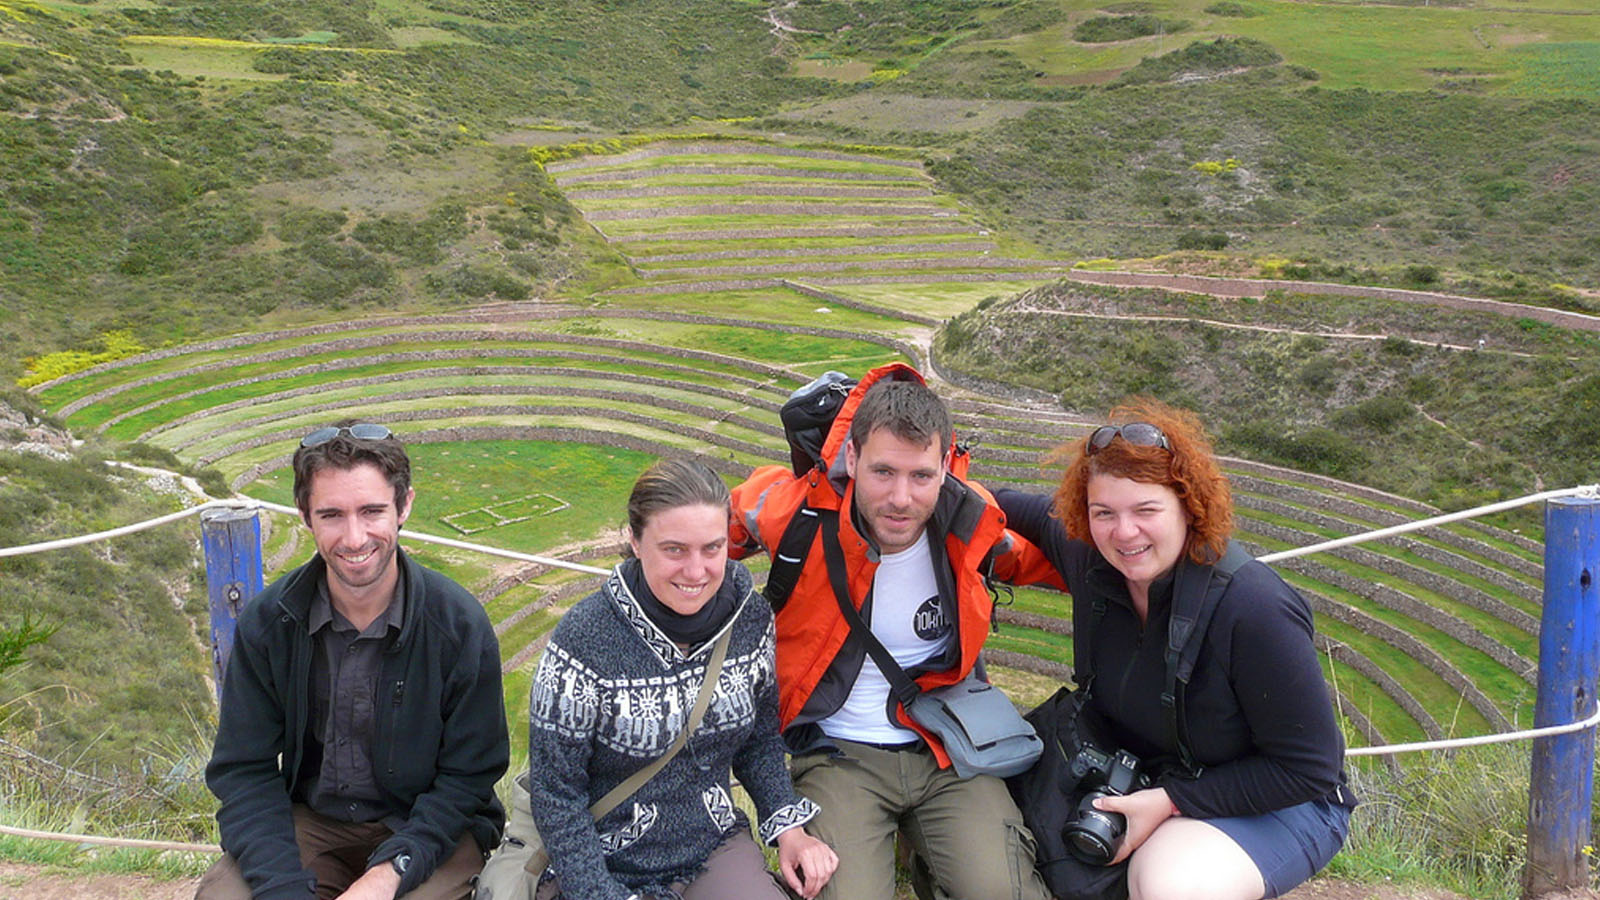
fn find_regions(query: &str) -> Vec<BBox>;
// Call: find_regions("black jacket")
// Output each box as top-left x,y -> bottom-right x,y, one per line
205,549 -> 509,899
995,488 -> 1354,818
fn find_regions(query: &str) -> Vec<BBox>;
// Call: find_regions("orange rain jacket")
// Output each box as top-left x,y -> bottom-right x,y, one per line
729,363 -> 1061,769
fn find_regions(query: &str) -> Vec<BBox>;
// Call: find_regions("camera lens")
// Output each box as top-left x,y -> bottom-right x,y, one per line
1063,790 -> 1127,866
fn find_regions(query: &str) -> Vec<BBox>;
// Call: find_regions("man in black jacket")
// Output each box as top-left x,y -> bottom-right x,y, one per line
198,424 -> 508,900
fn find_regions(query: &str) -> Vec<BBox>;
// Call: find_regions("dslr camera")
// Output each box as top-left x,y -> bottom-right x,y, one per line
1062,744 -> 1150,866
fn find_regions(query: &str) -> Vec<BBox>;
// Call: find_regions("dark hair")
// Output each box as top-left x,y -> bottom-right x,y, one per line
292,421 -> 412,518
1052,397 -> 1233,565
624,457 -> 731,553
848,378 -> 951,456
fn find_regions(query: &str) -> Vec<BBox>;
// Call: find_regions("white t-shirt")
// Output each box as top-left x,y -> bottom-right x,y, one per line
818,532 -> 951,744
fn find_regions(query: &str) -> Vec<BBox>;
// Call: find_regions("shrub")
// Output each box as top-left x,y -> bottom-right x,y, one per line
1072,15 -> 1186,44
1112,37 -> 1281,86
1403,264 -> 1441,285
19,331 -> 147,388
1176,230 -> 1229,250
1204,1 -> 1258,17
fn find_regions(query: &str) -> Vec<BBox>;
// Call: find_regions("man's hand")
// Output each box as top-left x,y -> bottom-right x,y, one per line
776,827 -> 839,899
1093,786 -> 1178,866
334,860 -> 402,900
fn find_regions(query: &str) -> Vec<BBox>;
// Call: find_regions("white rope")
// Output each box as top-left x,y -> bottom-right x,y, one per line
0,497 -> 610,575
0,823 -> 217,853
1347,700 -> 1600,757
242,498 -> 611,576
1258,483 -> 1599,563
0,501 -> 227,558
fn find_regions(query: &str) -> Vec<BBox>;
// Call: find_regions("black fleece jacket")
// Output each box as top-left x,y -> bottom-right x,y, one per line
205,549 -> 508,899
994,488 -> 1354,818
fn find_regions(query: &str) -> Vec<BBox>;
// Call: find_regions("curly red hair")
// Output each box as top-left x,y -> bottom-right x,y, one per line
1051,397 -> 1233,565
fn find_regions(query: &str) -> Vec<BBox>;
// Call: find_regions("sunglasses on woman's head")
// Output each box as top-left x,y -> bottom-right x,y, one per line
300,423 -> 394,448
1086,422 -> 1170,453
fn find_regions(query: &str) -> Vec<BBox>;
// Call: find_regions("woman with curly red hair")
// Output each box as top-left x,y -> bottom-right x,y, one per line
994,398 -> 1354,900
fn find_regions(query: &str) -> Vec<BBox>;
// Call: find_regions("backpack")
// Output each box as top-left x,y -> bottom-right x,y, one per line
760,366 -> 977,612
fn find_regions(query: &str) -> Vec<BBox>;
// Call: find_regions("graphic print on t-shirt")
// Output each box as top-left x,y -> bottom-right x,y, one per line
913,596 -> 949,642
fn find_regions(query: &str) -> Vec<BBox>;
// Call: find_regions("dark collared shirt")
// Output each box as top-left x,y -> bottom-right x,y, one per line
298,575 -> 405,824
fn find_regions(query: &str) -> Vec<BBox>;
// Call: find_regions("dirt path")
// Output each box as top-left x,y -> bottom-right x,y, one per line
0,862 -> 195,900
0,862 -> 1517,900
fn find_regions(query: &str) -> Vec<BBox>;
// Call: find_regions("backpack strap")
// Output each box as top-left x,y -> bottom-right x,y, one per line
1071,594 -> 1107,698
1163,540 -> 1253,775
763,503 -> 820,613
816,508 -> 923,710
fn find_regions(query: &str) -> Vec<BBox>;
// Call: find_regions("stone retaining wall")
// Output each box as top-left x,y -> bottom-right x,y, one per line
929,344 -> 1062,408
644,257 -> 1069,280
1231,472 -> 1541,574
74,326 -> 810,422
176,386 -> 782,456
208,406 -> 780,469
554,165 -> 925,186
1242,495 -> 1542,599
142,366 -> 785,442
1063,270 -> 1600,334
1318,635 -> 1443,741
587,202 -> 947,221
632,242 -> 995,264
1263,518 -> 1539,621
569,184 -> 932,201
544,142 -> 924,174
232,426 -> 757,492
985,650 -> 1073,683
608,224 -> 976,243
1273,572 -> 1511,730
1272,550 -> 1536,688
782,281 -> 940,327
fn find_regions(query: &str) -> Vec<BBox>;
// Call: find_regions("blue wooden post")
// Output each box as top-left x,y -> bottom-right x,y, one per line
201,507 -> 264,701
1524,496 -> 1600,898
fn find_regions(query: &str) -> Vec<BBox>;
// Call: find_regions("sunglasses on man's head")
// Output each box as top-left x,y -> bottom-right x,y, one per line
1086,422 -> 1170,454
300,423 -> 394,448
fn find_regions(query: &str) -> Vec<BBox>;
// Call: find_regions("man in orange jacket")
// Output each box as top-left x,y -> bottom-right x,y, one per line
730,364 -> 1055,900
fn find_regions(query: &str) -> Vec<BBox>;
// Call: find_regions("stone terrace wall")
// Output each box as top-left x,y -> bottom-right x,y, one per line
143,367 -> 785,442
232,425 -> 758,492
544,142 -> 925,174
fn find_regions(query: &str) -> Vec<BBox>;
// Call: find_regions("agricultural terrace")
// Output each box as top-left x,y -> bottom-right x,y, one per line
30,294 -> 1546,763
547,141 -> 1081,318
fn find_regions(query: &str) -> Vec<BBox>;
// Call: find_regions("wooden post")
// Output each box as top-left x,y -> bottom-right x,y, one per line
1524,496 -> 1600,898
201,507 -> 263,700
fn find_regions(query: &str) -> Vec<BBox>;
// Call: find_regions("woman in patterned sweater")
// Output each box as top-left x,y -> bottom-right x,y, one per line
527,458 -> 837,900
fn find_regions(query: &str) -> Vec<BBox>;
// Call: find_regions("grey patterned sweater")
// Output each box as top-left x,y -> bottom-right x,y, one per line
527,559 -> 819,900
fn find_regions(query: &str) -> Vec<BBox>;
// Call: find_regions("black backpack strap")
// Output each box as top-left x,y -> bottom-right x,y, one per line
763,503 -> 821,613
1163,540 -> 1254,775
1071,593 -> 1107,698
816,508 -> 922,710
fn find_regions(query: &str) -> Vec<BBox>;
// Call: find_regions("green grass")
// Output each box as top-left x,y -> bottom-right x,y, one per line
955,0 -> 1600,94
247,440 -> 661,555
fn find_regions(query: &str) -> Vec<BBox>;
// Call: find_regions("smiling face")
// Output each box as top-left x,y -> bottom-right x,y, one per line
303,462 -> 413,607
629,502 -> 729,615
845,425 -> 946,555
1086,473 -> 1189,599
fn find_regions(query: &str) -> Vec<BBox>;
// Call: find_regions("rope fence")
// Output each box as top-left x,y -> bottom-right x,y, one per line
2,482 -> 1597,854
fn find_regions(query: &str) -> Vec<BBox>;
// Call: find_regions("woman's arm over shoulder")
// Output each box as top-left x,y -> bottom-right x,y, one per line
990,486 -> 1059,548
1162,563 -> 1346,819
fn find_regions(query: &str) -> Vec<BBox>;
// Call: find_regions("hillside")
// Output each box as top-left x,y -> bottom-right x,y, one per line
6,0 -> 1600,372
5,1 -> 1600,894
